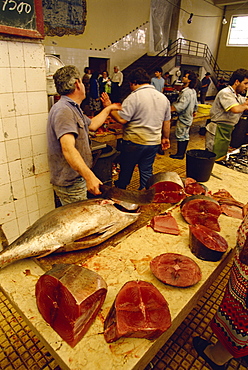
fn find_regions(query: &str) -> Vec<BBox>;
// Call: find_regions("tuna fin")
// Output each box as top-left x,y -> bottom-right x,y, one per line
0,225 -> 9,250
36,245 -> 62,258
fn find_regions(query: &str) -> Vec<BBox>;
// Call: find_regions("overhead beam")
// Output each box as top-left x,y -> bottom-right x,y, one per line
214,0 -> 247,5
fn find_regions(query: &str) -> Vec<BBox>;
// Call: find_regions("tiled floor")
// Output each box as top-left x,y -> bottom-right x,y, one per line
0,120 -> 247,370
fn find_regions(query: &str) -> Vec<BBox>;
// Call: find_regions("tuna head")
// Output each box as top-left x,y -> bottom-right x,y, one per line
0,199 -> 140,269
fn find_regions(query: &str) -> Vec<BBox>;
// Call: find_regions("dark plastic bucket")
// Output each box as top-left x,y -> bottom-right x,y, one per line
186,149 -> 216,182
92,145 -> 120,186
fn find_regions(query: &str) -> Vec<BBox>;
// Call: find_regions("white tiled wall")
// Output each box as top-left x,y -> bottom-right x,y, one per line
0,40 -> 54,244
45,24 -> 149,75
0,25 -> 149,245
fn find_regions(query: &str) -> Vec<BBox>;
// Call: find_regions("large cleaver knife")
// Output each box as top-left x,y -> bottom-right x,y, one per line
99,184 -> 155,205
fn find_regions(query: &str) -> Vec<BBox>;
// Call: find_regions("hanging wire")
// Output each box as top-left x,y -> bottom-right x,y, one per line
164,0 -> 247,20
165,0 -> 224,18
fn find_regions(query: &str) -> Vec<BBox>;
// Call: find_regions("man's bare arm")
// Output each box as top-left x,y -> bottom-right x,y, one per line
161,120 -> 171,150
60,133 -> 102,195
100,92 -> 127,124
230,101 -> 248,114
89,103 -> 122,131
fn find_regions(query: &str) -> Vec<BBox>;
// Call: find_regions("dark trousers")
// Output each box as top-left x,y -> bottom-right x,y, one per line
111,82 -> 121,102
200,91 -> 207,104
115,140 -> 160,190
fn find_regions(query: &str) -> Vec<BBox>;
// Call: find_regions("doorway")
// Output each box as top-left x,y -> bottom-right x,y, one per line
89,57 -> 110,75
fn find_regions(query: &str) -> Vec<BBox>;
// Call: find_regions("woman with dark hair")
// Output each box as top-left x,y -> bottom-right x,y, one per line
89,71 -> 101,116
193,203 -> 248,370
99,71 -> 112,97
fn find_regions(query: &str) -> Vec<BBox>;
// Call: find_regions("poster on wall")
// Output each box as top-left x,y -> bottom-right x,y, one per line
43,0 -> 86,36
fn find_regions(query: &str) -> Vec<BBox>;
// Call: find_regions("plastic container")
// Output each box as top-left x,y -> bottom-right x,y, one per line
186,149 -> 216,182
197,104 -> 211,115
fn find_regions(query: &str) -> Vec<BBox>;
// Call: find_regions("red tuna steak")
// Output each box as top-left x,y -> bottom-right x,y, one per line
184,177 -> 207,195
150,213 -> 180,235
189,224 -> 228,262
181,195 -> 221,231
150,253 -> 202,287
146,172 -> 186,203
36,264 -> 107,347
220,204 -> 243,219
104,280 -> 171,343
212,189 -> 244,208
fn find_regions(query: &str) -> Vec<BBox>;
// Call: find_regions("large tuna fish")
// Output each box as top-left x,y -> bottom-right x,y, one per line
0,199 -> 140,269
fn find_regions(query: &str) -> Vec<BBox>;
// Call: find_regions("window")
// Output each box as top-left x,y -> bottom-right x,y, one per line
227,15 -> 248,46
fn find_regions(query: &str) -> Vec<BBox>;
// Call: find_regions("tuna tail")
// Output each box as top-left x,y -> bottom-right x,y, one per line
0,225 -> 9,251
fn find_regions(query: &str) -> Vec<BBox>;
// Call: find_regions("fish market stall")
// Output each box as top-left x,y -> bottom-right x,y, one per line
0,164 -> 247,370
217,143 -> 248,174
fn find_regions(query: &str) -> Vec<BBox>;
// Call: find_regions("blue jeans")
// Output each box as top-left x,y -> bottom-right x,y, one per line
53,177 -> 87,205
115,140 -> 159,190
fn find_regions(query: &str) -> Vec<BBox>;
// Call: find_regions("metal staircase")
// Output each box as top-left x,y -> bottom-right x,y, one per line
121,54 -> 171,100
120,38 -> 233,100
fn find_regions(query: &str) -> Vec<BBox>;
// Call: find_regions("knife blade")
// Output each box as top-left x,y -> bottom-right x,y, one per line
99,184 -> 155,205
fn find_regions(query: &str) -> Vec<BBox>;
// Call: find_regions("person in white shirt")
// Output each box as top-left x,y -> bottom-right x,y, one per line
111,66 -> 123,102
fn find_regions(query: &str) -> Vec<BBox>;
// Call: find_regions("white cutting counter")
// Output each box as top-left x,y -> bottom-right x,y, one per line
0,164 -> 247,370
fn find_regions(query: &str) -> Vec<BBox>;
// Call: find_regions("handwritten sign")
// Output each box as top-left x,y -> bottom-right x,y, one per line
0,0 -> 44,38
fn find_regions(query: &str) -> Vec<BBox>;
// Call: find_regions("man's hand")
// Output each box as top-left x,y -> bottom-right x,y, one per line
161,138 -> 170,150
85,172 -> 103,195
101,92 -> 112,107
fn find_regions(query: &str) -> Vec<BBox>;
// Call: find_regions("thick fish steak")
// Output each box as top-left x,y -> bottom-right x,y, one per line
104,280 -> 171,343
189,224 -> 228,262
150,253 -> 202,287
36,264 -> 107,347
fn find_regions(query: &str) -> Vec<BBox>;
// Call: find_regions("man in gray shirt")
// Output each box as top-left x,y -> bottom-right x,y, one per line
170,71 -> 198,159
206,68 -> 248,159
47,65 -> 120,205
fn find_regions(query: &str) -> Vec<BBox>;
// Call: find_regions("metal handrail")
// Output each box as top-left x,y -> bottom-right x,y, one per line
157,38 -> 232,81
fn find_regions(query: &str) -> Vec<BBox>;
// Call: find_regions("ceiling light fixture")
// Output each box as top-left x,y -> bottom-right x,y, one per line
187,13 -> 193,24
222,16 -> 227,25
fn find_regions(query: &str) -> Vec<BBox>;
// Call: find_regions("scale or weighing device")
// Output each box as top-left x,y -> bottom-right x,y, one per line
45,54 -> 65,110
45,54 -> 65,95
